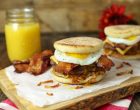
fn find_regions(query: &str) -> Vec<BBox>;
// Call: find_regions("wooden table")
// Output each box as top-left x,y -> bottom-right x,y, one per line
0,32 -> 140,110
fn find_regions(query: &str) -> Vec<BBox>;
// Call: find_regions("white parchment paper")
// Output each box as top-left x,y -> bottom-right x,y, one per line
5,58 -> 140,107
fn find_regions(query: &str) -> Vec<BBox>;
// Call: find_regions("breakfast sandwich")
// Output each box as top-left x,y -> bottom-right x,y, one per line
104,25 -> 140,59
51,37 -> 114,84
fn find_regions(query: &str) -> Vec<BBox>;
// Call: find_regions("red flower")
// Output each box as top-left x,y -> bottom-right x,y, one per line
99,4 -> 133,40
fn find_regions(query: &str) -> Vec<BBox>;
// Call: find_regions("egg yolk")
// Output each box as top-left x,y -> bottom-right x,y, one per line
65,53 -> 90,59
125,36 -> 137,41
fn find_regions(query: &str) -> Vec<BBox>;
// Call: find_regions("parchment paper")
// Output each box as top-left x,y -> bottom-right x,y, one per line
5,58 -> 140,107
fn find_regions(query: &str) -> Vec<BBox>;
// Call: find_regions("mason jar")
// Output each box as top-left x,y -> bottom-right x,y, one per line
5,8 -> 41,61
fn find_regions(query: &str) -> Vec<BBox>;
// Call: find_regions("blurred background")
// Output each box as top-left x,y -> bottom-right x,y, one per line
0,1 -> 140,108
0,0 -> 140,33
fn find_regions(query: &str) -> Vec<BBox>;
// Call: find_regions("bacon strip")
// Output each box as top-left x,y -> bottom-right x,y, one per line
123,62 -> 131,66
45,83 -> 60,88
13,50 -> 53,75
116,69 -> 133,76
46,92 -> 53,96
116,63 -> 124,69
53,55 -> 114,74
37,80 -> 53,86
53,62 -> 78,74
13,60 -> 29,73
104,41 -> 140,55
97,55 -> 114,71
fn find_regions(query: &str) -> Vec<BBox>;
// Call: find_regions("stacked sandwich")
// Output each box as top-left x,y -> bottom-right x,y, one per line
51,37 -> 114,84
104,25 -> 140,59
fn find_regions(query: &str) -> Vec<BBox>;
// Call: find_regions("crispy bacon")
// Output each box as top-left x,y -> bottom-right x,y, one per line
116,69 -> 133,76
97,55 -> 114,71
13,50 -> 53,75
53,62 -> 78,74
13,60 -> 29,73
116,63 -> 124,69
37,80 -> 53,86
104,41 -> 129,50
52,55 -> 114,83
46,92 -> 53,96
53,55 -> 114,78
104,41 -> 140,55
45,83 -> 60,88
123,62 -> 131,66
104,43 -> 115,50
115,43 -> 128,50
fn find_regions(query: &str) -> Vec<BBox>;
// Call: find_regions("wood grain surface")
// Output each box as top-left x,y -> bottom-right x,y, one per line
1,69 -> 140,110
0,33 -> 140,109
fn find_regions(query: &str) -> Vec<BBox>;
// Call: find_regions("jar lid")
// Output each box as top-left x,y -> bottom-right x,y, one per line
7,8 -> 35,19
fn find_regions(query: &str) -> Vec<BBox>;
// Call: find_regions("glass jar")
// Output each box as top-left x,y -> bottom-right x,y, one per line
5,8 -> 41,61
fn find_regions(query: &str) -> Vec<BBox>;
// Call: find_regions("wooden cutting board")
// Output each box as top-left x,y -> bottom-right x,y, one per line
0,69 -> 140,110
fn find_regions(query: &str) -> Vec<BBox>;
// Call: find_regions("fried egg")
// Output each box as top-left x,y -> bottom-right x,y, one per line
108,35 -> 140,45
54,49 -> 102,65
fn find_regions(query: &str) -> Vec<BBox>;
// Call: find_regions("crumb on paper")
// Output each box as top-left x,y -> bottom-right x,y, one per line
75,86 -> 83,89
83,81 -> 95,86
45,83 -> 60,88
123,62 -> 131,66
116,62 -> 131,70
116,69 -> 133,76
15,84 -> 19,85
37,80 -> 53,86
116,63 -> 124,69
46,92 -> 53,96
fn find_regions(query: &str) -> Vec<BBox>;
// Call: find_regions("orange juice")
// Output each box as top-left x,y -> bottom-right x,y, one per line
5,23 -> 41,61
5,8 -> 41,61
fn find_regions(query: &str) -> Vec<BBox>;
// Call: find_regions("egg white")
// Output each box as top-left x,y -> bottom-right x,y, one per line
107,36 -> 140,45
54,49 -> 103,65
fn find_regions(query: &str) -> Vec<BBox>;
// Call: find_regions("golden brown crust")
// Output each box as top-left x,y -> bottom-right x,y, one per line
54,37 -> 103,53
51,69 -> 106,85
105,25 -> 140,38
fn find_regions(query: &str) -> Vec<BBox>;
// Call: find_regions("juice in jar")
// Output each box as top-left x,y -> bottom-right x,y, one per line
5,22 -> 41,61
5,8 -> 41,61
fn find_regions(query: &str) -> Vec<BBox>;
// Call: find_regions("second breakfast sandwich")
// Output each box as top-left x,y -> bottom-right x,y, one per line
51,37 -> 114,84
104,25 -> 140,59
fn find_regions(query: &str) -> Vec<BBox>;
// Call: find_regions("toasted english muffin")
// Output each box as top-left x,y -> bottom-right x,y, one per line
54,37 -> 103,53
105,25 -> 140,38
51,69 -> 105,84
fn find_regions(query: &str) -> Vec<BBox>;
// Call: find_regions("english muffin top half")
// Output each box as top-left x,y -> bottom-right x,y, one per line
54,37 -> 103,54
105,25 -> 140,38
